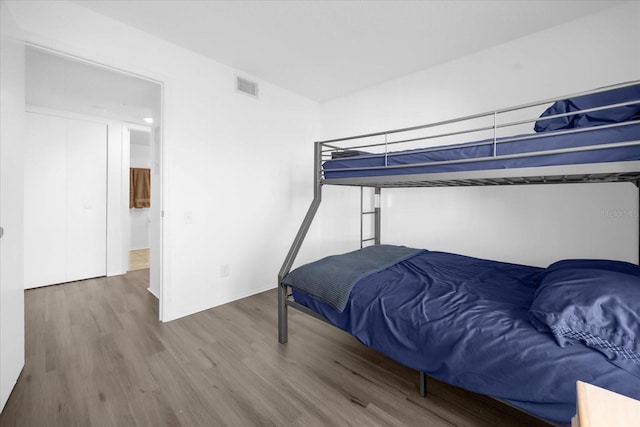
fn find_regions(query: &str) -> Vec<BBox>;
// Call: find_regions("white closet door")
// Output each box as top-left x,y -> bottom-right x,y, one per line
65,119 -> 107,282
24,112 -> 107,288
24,113 -> 67,287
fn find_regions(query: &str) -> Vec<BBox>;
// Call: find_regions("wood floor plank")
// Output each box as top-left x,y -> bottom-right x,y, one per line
147,349 -> 226,426
127,388 -> 182,427
0,270 -> 554,426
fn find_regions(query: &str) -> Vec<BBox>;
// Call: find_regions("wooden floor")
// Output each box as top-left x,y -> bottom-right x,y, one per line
0,270 -> 552,427
128,248 -> 150,271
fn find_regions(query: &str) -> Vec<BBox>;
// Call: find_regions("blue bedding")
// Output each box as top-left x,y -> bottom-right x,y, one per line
290,250 -> 640,424
323,122 -> 640,179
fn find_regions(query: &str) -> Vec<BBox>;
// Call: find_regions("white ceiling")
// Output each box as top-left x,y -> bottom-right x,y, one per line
72,0 -> 625,102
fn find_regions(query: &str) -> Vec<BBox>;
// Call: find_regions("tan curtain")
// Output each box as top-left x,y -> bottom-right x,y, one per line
130,168 -> 151,208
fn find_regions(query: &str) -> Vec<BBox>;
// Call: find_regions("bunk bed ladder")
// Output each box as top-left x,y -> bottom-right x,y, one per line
360,187 -> 381,247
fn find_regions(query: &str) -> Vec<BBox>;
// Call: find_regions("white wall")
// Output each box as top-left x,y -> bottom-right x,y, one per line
321,3 -> 640,139
5,0 -> 321,321
316,2 -> 640,267
129,129 -> 151,251
130,133 -> 151,168
0,0 -> 25,412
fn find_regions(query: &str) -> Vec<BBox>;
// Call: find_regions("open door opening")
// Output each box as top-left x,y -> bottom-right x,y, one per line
125,125 -> 162,301
24,45 -> 165,320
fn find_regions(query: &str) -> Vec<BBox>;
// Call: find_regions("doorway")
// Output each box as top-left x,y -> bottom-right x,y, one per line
24,45 -> 165,319
127,126 -> 152,273
124,124 -> 163,299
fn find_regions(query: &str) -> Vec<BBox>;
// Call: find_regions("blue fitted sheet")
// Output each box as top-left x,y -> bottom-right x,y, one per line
323,123 -> 640,179
291,250 -> 640,424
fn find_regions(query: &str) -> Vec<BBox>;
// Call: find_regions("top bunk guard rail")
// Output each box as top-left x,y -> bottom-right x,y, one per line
319,81 -> 640,144
320,100 -> 640,155
319,81 -> 640,188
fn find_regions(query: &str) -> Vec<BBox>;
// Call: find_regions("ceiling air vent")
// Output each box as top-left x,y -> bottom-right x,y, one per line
236,76 -> 259,98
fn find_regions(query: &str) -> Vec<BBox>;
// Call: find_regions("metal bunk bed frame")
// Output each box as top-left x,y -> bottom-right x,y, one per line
277,81 -> 640,401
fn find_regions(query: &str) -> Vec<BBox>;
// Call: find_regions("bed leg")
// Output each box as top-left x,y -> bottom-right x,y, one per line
420,372 -> 427,397
278,282 -> 288,344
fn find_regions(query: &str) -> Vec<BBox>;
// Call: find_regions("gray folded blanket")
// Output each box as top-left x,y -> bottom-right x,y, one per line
282,244 -> 425,312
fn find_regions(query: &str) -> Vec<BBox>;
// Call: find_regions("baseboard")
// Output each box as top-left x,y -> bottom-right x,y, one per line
164,283 -> 275,322
147,287 -> 159,299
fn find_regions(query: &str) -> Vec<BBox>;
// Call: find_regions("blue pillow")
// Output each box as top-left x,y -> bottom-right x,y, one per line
544,258 -> 640,278
534,84 -> 640,133
530,267 -> 640,373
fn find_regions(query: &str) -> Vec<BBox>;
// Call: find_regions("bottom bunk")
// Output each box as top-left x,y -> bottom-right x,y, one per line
282,245 -> 640,425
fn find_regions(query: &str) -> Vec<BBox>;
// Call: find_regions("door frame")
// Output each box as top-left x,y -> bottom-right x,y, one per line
25,43 -> 167,321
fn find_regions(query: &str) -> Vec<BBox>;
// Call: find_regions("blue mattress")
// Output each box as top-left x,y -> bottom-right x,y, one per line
323,123 -> 640,179
290,250 -> 640,424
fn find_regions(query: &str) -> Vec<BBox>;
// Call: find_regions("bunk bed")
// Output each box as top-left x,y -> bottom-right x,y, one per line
277,81 -> 640,425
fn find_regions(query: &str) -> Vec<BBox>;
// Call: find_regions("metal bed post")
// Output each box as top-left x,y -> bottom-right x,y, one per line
278,141 -> 323,344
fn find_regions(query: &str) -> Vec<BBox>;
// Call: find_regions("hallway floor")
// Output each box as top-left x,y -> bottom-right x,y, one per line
128,248 -> 149,271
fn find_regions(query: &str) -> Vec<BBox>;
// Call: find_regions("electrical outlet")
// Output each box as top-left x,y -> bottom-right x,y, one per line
220,264 -> 230,278
184,211 -> 193,224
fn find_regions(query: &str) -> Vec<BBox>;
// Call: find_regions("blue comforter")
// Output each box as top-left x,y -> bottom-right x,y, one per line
291,250 -> 640,424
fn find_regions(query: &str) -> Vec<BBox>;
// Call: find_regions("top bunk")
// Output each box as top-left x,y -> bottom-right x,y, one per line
319,81 -> 640,188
